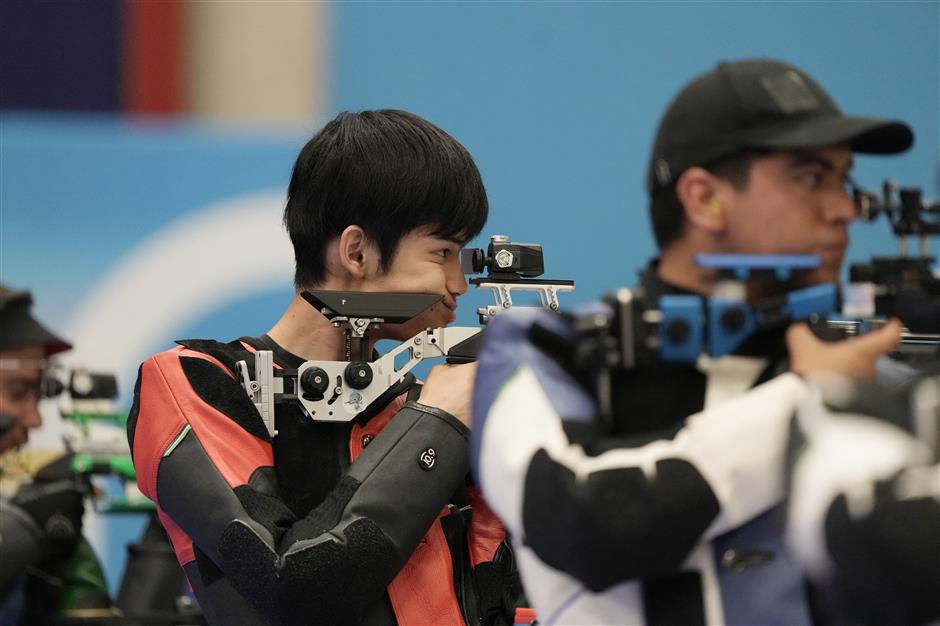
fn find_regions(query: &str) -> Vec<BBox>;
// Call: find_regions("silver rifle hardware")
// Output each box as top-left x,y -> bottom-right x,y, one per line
237,235 -> 575,436
238,327 -> 480,435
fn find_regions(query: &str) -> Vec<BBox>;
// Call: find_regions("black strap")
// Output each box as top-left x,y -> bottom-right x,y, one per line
352,373 -> 419,428
240,334 -> 306,369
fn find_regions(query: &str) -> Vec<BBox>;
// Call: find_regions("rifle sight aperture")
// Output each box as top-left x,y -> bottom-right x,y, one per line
853,181 -> 940,237
42,369 -> 118,400
849,180 -> 940,335
460,235 -> 545,279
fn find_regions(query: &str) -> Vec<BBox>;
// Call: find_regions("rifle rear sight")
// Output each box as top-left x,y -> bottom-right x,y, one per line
849,181 -> 940,334
853,180 -> 940,252
460,234 -> 545,279
461,235 -> 574,324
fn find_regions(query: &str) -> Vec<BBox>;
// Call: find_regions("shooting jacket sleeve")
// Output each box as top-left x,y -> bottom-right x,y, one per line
128,346 -> 470,626
471,308 -> 810,592
787,376 -> 940,624
0,498 -> 43,590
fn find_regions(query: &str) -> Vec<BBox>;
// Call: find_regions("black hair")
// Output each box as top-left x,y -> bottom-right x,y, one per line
284,110 -> 488,288
649,151 -> 763,250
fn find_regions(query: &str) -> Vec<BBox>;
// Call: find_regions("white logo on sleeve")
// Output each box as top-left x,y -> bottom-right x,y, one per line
418,447 -> 436,470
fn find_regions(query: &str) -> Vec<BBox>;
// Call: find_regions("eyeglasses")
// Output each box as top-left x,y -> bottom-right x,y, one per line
0,357 -> 49,371
0,358 -> 63,399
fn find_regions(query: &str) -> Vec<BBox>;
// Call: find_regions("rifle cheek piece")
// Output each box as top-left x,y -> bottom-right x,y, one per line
239,234 -> 575,429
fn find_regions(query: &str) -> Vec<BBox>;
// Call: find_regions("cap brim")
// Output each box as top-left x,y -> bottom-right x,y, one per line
0,315 -> 72,356
748,115 -> 913,155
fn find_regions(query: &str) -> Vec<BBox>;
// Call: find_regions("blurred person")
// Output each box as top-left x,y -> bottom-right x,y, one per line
0,285 -> 109,626
472,59 -> 917,624
128,110 -> 525,626
787,367 -> 940,625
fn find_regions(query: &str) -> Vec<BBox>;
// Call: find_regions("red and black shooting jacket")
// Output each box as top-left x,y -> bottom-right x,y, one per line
128,335 -> 522,626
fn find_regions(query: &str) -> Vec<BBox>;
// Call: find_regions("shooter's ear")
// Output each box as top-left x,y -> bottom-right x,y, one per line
676,167 -> 728,236
337,225 -> 375,279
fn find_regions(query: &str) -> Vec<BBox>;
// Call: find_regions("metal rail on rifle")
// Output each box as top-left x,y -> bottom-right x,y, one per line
238,235 -> 574,435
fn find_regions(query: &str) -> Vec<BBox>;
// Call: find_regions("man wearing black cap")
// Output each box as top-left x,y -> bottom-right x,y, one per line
647,58 -> 912,297
471,59 -> 916,625
0,285 -> 71,451
0,284 -> 99,625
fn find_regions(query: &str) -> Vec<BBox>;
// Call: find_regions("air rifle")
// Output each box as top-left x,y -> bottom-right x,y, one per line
237,235 -> 573,435
531,254 -> 837,419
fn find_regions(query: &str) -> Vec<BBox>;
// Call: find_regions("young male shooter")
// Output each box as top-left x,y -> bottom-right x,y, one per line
473,59 -> 912,625
128,111 -> 522,626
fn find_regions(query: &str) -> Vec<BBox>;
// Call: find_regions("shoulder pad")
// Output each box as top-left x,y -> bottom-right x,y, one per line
175,338 -> 254,375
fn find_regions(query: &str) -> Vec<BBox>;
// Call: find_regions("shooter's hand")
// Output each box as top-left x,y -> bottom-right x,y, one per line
419,362 -> 478,428
787,318 -> 902,382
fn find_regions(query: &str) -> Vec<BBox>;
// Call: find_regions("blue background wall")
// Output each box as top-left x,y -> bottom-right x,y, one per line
333,1 -> 939,321
2,116 -> 305,329
2,0 -> 937,595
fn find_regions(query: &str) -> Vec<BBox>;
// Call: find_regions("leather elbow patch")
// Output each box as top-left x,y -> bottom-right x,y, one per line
278,518 -> 399,626
522,449 -> 719,591
217,516 -> 399,626
216,520 -> 281,622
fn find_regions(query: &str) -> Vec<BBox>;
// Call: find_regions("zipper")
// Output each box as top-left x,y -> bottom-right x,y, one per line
440,504 -> 481,626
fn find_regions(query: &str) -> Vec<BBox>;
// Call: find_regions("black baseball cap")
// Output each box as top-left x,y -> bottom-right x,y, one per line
0,284 -> 71,356
647,59 -> 914,194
